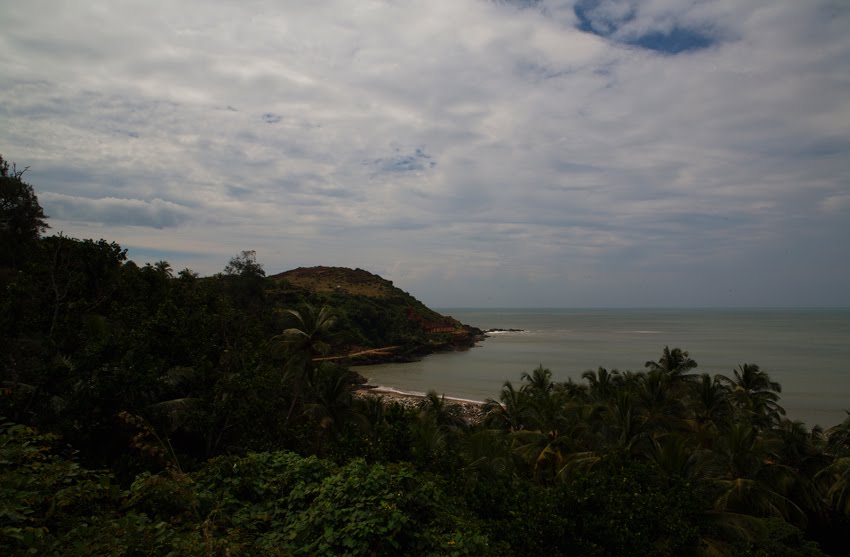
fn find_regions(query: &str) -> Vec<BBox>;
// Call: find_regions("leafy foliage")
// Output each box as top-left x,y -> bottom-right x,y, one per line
0,155 -> 49,269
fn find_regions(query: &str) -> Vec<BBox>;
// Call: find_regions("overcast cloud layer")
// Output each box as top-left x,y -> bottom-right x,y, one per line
2,0 -> 849,307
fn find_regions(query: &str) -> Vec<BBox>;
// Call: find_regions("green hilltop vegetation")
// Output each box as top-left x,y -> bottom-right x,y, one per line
267,265 -> 482,363
2,155 -> 850,556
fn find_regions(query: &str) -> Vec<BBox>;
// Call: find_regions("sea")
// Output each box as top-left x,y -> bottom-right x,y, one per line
356,308 -> 850,429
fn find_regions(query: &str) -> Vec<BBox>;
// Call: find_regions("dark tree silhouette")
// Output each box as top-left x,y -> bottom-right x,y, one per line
223,250 -> 265,277
0,155 -> 49,268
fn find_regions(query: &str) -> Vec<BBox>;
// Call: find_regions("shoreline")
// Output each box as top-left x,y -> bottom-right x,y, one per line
356,385 -> 485,405
354,385 -> 486,422
333,325 -> 490,367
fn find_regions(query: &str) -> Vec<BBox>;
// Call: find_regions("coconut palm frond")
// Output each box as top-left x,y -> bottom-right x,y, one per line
556,451 -> 601,482
147,397 -> 202,431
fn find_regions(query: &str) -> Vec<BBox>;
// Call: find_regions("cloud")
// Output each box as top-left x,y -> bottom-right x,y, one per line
821,193 -> 850,213
40,193 -> 194,229
1,0 -> 848,306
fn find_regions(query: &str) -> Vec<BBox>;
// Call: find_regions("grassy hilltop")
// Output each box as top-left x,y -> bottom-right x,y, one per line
273,266 -> 404,298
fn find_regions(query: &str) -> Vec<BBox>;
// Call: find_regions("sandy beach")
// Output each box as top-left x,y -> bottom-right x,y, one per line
354,386 -> 486,422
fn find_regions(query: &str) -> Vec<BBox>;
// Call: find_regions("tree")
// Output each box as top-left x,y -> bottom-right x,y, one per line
816,412 -> 850,518
720,363 -> 785,429
645,346 -> 698,382
483,380 -> 530,432
418,390 -> 467,432
581,366 -> 621,403
223,250 -> 264,277
279,305 -> 339,366
521,364 -> 554,398
708,422 -> 808,526
690,373 -> 733,445
276,305 -> 339,424
0,155 -> 49,268
222,250 -> 266,310
153,260 -> 173,278
638,368 -> 687,432
304,363 -> 368,447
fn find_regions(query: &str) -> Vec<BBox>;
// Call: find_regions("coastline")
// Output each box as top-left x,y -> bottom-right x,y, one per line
354,385 -> 486,422
355,308 -> 850,428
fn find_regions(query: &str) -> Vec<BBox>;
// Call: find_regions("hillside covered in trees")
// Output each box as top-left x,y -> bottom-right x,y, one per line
2,157 -> 849,555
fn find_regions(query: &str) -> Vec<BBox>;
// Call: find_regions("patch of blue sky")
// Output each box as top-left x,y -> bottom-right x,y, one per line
574,0 -> 636,34
630,28 -> 715,54
574,0 -> 717,55
371,147 -> 436,173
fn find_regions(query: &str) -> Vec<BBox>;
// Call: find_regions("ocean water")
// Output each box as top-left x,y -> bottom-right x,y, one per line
357,308 -> 850,429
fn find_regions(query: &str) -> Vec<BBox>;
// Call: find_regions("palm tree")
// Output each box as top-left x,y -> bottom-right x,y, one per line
275,305 -> 339,424
521,365 -> 554,398
647,433 -> 706,480
355,394 -> 388,431
707,422 -> 808,527
558,377 -> 588,400
692,374 -> 732,421
645,346 -> 699,384
825,411 -> 850,457
304,364 -> 368,448
688,373 -> 733,449
720,364 -> 785,429
815,411 -> 850,517
581,367 -> 621,403
637,369 -> 687,434
410,413 -> 447,466
418,390 -> 466,432
816,457 -> 850,517
483,381 -> 530,432
521,365 -> 572,436
461,430 -> 514,486
154,260 -> 173,278
512,397 -> 605,484
607,389 -> 645,452
278,305 -> 339,367
774,419 -> 829,473
145,366 -> 238,458
511,428 -> 575,483
646,345 -> 697,372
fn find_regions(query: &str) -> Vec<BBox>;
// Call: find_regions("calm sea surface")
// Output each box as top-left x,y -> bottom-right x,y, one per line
357,308 -> 850,428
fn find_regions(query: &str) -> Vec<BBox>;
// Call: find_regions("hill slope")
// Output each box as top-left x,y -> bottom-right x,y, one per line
267,266 -> 482,364
273,266 -> 399,298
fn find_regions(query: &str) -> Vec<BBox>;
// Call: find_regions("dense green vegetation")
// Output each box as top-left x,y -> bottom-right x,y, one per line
2,157 -> 849,555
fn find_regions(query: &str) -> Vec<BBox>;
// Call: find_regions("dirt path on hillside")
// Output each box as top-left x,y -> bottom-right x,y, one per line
312,346 -> 402,362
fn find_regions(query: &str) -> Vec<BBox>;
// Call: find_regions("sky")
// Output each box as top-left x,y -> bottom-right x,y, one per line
1,0 -> 849,308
